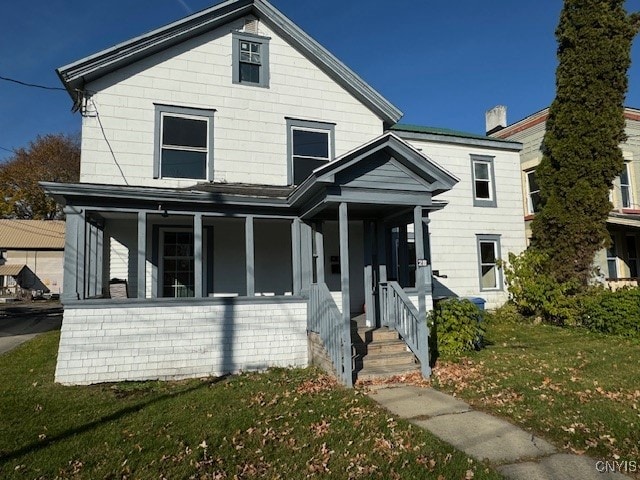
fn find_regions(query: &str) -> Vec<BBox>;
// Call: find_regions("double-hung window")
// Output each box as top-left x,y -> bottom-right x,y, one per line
153,105 -> 215,180
476,235 -> 502,290
286,118 -> 335,185
526,170 -> 542,214
606,242 -> 618,279
232,32 -> 270,88
620,162 -> 633,209
471,155 -> 497,207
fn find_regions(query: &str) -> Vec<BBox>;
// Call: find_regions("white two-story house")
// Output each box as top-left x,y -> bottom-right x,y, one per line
44,0 -> 525,386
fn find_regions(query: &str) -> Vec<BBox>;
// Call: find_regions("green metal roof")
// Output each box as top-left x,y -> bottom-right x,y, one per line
390,124 -> 514,143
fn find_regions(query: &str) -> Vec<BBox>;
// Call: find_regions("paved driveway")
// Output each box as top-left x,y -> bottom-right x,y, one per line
0,303 -> 62,355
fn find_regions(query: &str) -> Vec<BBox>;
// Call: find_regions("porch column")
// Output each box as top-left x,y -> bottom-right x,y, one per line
246,216 -> 255,296
414,206 -> 426,319
96,224 -> 104,296
314,221 -> 325,284
364,221 -> 375,327
398,224 -> 409,287
194,213 -> 203,297
414,206 -> 432,377
62,206 -> 83,302
291,219 -> 301,295
300,222 -> 313,295
338,202 -> 353,387
376,221 -> 387,284
137,212 -> 146,299
85,221 -> 94,298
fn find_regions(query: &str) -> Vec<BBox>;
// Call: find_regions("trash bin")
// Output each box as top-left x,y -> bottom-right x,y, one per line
464,297 -> 485,349
466,297 -> 486,311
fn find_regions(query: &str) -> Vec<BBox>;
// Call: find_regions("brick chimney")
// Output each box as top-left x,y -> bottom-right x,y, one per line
485,105 -> 507,135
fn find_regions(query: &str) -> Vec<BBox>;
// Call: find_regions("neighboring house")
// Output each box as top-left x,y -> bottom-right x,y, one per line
43,0 -> 526,386
0,220 -> 65,299
489,106 -> 640,288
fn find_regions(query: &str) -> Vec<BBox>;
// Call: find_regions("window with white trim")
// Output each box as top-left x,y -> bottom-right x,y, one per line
620,162 -> 633,208
232,32 -> 270,88
471,155 -> 497,207
476,235 -> 502,290
153,105 -> 215,180
526,169 -> 542,214
286,118 -> 335,185
606,242 -> 618,279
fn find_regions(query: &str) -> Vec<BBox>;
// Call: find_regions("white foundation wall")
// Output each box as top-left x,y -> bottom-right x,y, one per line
55,301 -> 308,385
80,17 -> 384,187
404,139 -> 527,309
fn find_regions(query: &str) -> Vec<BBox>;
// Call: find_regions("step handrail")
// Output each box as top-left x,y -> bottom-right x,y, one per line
379,281 -> 430,377
308,283 -> 353,386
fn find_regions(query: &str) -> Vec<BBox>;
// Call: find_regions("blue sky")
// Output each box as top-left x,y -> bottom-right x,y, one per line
1,0 -> 639,162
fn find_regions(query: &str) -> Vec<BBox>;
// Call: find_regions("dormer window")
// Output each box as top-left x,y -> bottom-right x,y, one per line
232,31 -> 270,88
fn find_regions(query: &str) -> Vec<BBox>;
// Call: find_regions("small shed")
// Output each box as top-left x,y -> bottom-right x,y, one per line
0,220 -> 65,296
0,264 -> 47,299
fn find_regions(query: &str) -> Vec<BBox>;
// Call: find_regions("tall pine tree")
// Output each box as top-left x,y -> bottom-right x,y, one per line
531,0 -> 640,285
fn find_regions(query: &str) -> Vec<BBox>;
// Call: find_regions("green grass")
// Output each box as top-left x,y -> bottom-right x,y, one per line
0,332 -> 502,479
433,313 -> 640,465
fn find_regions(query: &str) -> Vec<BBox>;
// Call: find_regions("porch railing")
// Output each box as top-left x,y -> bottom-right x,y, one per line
308,283 -> 353,386
379,281 -> 430,377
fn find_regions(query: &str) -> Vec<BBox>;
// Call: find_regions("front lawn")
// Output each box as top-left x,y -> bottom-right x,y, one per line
0,331 -> 501,479
434,314 -> 640,467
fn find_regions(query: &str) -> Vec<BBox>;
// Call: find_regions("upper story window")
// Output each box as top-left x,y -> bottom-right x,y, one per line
471,155 -> 497,207
232,32 -> 270,88
526,169 -> 542,214
153,105 -> 215,180
286,118 -> 335,185
620,162 -> 633,209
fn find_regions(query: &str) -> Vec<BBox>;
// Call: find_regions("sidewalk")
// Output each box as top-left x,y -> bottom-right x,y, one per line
367,385 -> 630,480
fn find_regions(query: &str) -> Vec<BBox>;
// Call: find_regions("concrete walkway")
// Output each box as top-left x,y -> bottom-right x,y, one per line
367,385 -> 630,480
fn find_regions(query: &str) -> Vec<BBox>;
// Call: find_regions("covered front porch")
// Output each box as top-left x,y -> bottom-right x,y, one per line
42,133 -> 458,386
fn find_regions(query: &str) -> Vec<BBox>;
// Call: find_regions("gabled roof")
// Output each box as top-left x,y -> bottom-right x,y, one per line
0,220 -> 65,250
290,132 -> 459,206
0,264 -> 28,277
56,0 -> 402,125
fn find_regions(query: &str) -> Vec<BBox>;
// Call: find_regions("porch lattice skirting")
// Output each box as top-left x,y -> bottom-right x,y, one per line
55,301 -> 308,385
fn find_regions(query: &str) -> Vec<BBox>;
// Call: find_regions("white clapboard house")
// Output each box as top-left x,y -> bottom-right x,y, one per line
43,0 -> 526,385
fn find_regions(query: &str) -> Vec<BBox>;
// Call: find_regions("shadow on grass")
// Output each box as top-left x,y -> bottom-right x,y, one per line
0,376 -> 227,463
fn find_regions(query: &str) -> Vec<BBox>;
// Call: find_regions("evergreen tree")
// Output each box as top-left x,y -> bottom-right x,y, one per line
531,0 -> 640,285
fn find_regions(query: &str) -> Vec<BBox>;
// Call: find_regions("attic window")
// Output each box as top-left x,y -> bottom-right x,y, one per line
232,31 -> 270,88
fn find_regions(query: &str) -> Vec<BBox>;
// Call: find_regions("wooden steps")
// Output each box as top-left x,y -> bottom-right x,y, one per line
352,326 -> 420,383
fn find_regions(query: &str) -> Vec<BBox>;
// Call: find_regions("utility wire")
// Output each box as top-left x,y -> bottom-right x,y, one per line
0,145 -> 16,154
0,75 -> 66,91
91,98 -> 129,186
